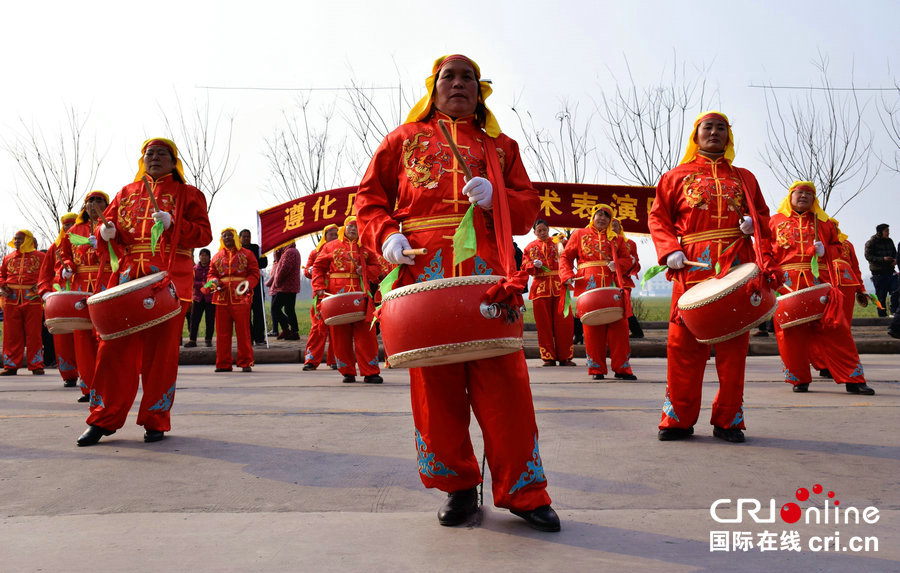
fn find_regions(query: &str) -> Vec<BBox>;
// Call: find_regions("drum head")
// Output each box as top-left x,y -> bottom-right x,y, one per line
678,263 -> 758,307
87,272 -> 169,304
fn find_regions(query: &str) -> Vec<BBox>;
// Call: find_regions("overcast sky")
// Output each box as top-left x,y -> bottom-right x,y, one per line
1,0 -> 897,288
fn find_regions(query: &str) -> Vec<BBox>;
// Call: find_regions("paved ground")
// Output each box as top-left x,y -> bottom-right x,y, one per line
1,355 -> 897,572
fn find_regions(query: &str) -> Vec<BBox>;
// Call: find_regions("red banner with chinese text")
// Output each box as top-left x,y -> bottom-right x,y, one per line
258,183 -> 655,254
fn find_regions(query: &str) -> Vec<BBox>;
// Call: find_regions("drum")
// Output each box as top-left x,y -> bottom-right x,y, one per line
86,272 -> 181,340
321,291 -> 367,326
379,275 -> 524,368
44,291 -> 93,334
677,263 -> 777,344
576,287 -> 625,325
773,284 -> 831,329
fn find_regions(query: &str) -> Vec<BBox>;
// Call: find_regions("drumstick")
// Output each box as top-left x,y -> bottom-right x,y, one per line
142,176 -> 161,213
684,260 -> 711,269
726,196 -> 743,215
437,120 -> 473,181
402,248 -> 428,256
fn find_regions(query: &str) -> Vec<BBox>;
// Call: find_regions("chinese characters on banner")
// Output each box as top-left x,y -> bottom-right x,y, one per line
257,183 -> 656,254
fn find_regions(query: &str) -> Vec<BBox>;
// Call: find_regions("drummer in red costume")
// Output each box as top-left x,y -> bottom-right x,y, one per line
649,111 -> 776,443
1,230 -> 45,376
769,181 -> 874,395
76,138 -> 212,446
206,227 -> 260,373
302,224 -> 338,371
613,219 -> 645,339
355,54 -> 559,532
559,205 -> 636,380
60,191 -> 113,402
522,219 -> 575,367
38,212 -> 80,388
311,217 -> 382,384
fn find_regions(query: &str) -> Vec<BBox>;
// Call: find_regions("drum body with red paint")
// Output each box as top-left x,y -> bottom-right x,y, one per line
86,272 -> 181,340
575,286 -> 625,326
320,291 -> 368,326
44,290 -> 93,334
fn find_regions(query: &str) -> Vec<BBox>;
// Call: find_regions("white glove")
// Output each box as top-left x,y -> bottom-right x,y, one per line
666,251 -> 686,270
61,268 -> 74,279
739,215 -> 754,235
99,224 -> 116,241
533,260 -> 543,269
607,261 -> 616,271
88,236 -> 97,249
382,233 -> 415,265
814,241 -> 825,257
461,177 -> 493,209
152,211 -> 172,230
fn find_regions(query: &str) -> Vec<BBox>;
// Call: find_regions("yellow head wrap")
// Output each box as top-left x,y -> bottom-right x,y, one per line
219,227 -> 239,251
588,204 -> 618,241
830,218 -> 848,243
55,212 -> 79,247
679,111 -> 735,165
337,216 -> 358,244
9,230 -> 36,253
316,223 -> 339,251
133,138 -> 187,183
405,54 -> 501,138
777,181 -> 829,223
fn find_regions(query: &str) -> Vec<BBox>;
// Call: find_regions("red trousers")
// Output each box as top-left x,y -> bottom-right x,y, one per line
304,307 -> 333,367
86,302 -> 188,432
532,296 -> 574,362
775,319 -> 865,387
584,317 -> 632,376
330,321 -> 379,376
53,333 -> 78,382
410,351 -> 552,511
72,329 -> 99,396
2,304 -> 43,371
215,303 -> 254,369
660,288 -> 747,430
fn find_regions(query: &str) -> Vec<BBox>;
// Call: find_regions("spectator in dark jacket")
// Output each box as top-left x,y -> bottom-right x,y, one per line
864,224 -> 898,316
239,229 -> 268,345
269,243 -> 301,340
186,248 -> 215,347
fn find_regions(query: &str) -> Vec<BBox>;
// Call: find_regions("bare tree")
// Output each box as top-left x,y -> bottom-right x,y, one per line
511,98 -> 597,184
878,81 -> 900,174
160,93 -> 236,212
595,54 -> 710,186
760,56 -> 877,215
5,108 -> 101,246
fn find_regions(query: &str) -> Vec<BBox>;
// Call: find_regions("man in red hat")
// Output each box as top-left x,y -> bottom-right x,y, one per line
1,230 -> 45,376
76,138 -> 212,446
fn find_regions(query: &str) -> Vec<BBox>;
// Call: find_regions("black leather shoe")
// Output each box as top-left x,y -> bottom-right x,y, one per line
819,369 -> 832,379
542,360 -> 556,367
342,375 -> 356,383
888,330 -> 900,340
77,425 -> 115,446
558,360 -> 576,367
713,426 -> 746,443
302,363 -> 317,371
144,429 -> 166,443
511,505 -> 561,532
437,487 -> 478,526
77,394 -> 90,403
0,368 -> 17,376
592,374 -> 605,380
63,378 -> 78,388
184,340 -> 197,348
614,373 -> 637,380
364,374 -> 383,384
845,383 -> 875,395
329,364 -> 337,370
241,367 -> 252,373
214,368 -> 232,372
32,368 -> 45,375
658,427 -> 694,441
792,383 -> 809,393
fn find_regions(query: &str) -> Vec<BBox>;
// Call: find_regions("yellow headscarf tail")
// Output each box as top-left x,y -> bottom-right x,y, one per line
219,227 -> 239,251
405,54 -> 501,138
134,137 -> 187,183
9,230 -> 36,253
679,111 -> 735,165
316,224 -> 339,251
777,181 -> 829,222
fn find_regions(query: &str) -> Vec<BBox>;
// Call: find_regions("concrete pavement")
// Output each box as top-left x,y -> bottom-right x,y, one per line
1,355 -> 898,572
